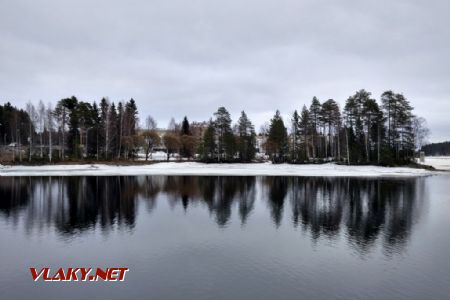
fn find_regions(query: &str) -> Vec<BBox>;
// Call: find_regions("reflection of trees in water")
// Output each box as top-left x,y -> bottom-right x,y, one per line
0,177 -> 143,235
352,178 -> 425,254
0,176 -> 424,253
0,177 -> 32,220
57,177 -> 139,233
285,177 -> 425,254
289,177 -> 345,239
345,179 -> 386,252
162,176 -> 256,226
264,177 -> 288,228
196,176 -> 255,227
163,176 -> 201,211
236,177 -> 256,226
380,179 -> 424,256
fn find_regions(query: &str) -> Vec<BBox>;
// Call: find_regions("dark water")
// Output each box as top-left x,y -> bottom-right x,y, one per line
0,175 -> 449,300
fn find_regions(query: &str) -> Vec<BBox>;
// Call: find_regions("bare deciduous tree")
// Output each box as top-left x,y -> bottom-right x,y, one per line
38,100 -> 46,158
46,103 -> 54,162
412,116 -> 430,151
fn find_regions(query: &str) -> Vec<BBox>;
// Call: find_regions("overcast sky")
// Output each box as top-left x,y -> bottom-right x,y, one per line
1,0 -> 449,142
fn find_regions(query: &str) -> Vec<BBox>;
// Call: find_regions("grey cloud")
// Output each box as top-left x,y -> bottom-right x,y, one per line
0,0 -> 449,141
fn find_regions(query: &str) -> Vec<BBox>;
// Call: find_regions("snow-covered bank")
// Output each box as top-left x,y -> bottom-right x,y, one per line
423,156 -> 450,171
0,162 -> 433,177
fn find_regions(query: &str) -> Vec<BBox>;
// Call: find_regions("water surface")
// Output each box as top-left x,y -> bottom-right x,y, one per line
0,175 -> 449,299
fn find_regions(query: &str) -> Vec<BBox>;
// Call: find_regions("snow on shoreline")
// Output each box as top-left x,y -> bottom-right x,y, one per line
422,156 -> 450,171
0,162 -> 435,177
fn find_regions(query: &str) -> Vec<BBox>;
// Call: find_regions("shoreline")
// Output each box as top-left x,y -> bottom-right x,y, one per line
0,162 -> 439,177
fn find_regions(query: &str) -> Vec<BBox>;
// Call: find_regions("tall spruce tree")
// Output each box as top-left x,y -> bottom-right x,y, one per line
181,116 -> 190,135
123,98 -> 139,158
309,97 -> 322,159
381,91 -> 414,163
200,120 -> 216,161
99,98 -> 110,159
117,102 -> 124,158
381,90 -> 396,148
54,100 -> 69,160
236,111 -> 256,162
291,110 -> 301,162
299,105 -> 311,160
395,93 -> 414,160
91,102 -> 101,159
46,102 -> 54,162
56,96 -> 79,159
320,99 -> 340,159
344,90 -> 371,163
108,102 -> 118,157
267,110 -> 288,163
214,107 -> 235,161
362,98 -> 382,163
76,101 -> 94,158
180,116 -> 196,158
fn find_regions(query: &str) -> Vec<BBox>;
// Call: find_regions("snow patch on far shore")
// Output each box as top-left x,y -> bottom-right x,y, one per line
0,162 -> 434,177
422,156 -> 450,171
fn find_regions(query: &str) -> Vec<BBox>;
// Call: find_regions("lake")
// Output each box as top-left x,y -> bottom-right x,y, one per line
1,175 -> 449,299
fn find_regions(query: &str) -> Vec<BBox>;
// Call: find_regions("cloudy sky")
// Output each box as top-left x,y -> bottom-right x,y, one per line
1,0 -> 449,141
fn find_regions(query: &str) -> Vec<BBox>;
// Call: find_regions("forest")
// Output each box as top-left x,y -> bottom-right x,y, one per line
421,141 -> 450,156
0,89 -> 429,166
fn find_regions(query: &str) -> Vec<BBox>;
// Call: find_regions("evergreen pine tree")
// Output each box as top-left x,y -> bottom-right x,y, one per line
117,102 -> 124,158
236,111 -> 256,162
320,99 -> 340,159
108,102 -> 118,157
267,110 -> 288,163
99,98 -> 110,159
290,110 -> 301,162
180,116 -> 196,158
200,120 -> 216,161
299,105 -> 311,160
214,107 -> 235,161
59,96 -> 79,159
181,116 -> 190,135
91,102 -> 101,159
309,97 -> 322,159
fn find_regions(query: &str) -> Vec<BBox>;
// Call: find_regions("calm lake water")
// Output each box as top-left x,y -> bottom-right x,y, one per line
0,175 -> 449,299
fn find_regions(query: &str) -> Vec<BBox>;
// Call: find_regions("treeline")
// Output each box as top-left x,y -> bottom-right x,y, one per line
421,141 -> 450,156
0,103 -> 31,161
0,96 -> 203,163
0,97 -> 139,162
199,108 -> 257,162
200,90 -> 428,165
0,89 -> 429,165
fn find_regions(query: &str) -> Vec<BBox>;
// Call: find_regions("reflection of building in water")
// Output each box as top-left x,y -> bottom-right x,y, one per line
0,176 -> 425,254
